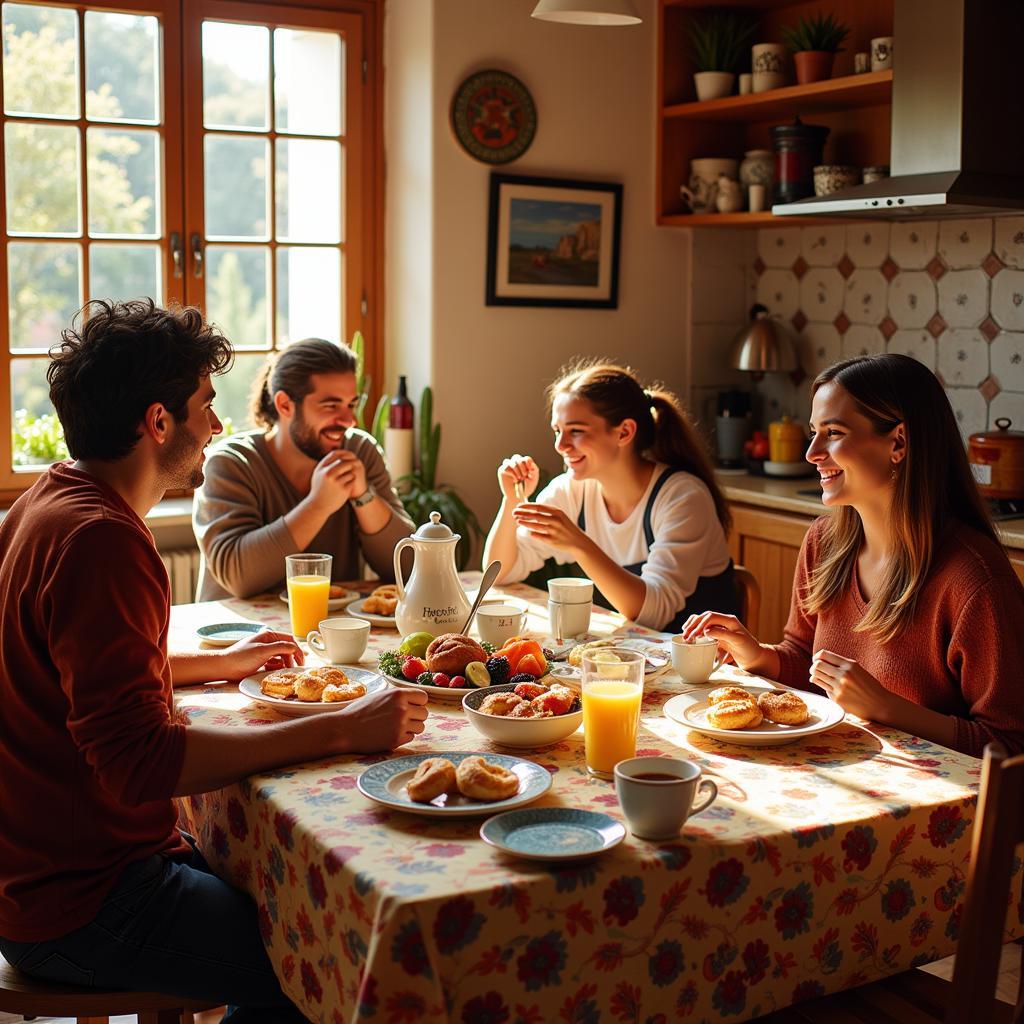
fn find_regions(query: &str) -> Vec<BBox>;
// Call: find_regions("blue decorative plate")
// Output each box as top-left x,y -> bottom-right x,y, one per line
357,751 -> 551,817
480,807 -> 626,861
195,622 -> 266,647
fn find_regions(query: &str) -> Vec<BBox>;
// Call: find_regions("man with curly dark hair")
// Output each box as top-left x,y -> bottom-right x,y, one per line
0,300 -> 428,1022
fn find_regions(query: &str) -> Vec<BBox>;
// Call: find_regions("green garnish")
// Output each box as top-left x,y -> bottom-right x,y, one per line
481,641 -> 496,655
378,650 -> 404,678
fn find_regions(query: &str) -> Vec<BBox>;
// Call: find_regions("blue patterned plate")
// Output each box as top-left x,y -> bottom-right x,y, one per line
356,751 -> 551,817
195,622 -> 266,647
480,807 -> 626,861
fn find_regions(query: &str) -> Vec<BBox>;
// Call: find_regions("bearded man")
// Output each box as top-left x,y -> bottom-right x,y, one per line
194,338 -> 413,600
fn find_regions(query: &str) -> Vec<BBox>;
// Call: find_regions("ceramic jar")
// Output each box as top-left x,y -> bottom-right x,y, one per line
771,118 -> 830,203
871,36 -> 893,71
813,164 -> 860,196
739,149 -> 774,191
684,157 -> 738,213
715,176 -> 743,213
752,43 -> 786,92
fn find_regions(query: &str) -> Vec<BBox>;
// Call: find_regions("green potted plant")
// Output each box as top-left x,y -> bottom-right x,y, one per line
688,11 -> 756,101
781,12 -> 850,85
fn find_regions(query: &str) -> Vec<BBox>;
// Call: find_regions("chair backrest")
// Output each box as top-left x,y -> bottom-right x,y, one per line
733,564 -> 760,632
947,742 -> 1024,1024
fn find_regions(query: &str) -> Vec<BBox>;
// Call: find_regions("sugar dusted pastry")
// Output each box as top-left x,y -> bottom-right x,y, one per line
322,681 -> 366,703
706,699 -> 761,731
757,690 -> 809,726
261,670 -> 297,699
307,666 -> 350,687
707,686 -> 756,707
455,756 -> 519,801
294,672 -> 329,702
479,692 -> 525,717
406,757 -> 457,802
363,584 -> 399,615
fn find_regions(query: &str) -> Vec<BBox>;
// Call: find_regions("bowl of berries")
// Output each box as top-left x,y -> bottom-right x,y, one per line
463,680 -> 583,748
377,634 -> 554,703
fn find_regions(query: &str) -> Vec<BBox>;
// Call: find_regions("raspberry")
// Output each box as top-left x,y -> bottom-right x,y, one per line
509,672 -> 536,684
485,656 -> 511,685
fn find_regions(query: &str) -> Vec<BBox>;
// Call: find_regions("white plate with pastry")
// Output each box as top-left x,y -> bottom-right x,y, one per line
239,665 -> 386,716
278,584 -> 358,612
663,682 -> 844,746
346,585 -> 398,627
356,750 -> 551,817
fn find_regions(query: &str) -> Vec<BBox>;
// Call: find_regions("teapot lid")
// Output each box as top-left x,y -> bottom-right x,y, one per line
411,510 -> 459,541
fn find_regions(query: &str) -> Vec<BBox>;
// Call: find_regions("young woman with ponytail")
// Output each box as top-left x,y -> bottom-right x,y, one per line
681,353 -> 1024,758
484,361 -> 738,631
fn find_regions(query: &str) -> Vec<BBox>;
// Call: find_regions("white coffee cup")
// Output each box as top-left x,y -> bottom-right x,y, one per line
614,757 -> 718,840
871,36 -> 893,72
547,577 -> 594,604
670,635 -> 722,684
476,600 -> 528,647
548,599 -> 591,642
306,617 -> 370,663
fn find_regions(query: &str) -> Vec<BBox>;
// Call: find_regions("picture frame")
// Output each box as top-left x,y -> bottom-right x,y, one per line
485,173 -> 623,309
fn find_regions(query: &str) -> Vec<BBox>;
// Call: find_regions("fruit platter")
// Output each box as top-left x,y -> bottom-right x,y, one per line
378,631 -> 555,703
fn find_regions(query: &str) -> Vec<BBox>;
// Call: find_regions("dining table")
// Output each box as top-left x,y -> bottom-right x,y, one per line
170,573 -> 1023,1024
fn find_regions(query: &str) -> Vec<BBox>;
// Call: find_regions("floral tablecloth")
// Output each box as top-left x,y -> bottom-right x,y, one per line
171,578 -> 1023,1024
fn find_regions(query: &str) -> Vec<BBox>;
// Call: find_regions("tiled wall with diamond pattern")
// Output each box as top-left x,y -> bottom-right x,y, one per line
753,219 -> 1024,439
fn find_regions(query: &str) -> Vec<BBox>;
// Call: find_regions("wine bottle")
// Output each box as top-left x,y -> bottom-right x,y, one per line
389,375 -> 414,429
384,376 -> 414,486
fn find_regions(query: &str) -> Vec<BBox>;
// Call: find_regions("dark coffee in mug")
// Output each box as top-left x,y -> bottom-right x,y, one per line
632,772 -> 680,782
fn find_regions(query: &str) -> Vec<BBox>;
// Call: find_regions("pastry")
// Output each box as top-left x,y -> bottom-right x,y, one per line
567,639 -> 616,668
455,756 -> 519,801
479,692 -> 525,717
757,690 -> 809,726
406,757 -> 457,803
328,584 -> 347,599
509,701 -> 552,719
706,699 -> 761,730
322,681 -> 366,703
294,672 -> 329,702
306,666 -> 350,687
260,670 -> 297,699
363,584 -> 399,615
708,686 -> 756,707
426,633 -> 488,675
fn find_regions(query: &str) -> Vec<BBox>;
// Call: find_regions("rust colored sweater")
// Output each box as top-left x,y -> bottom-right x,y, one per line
0,464 -> 188,942
775,516 -> 1024,758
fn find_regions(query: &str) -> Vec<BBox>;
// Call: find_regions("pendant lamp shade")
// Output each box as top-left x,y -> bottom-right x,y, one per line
730,304 -> 798,373
531,0 -> 642,26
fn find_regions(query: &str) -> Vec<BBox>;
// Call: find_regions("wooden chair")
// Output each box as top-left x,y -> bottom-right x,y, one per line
733,564 -> 761,632
0,950 -> 220,1023
755,742 -> 1024,1024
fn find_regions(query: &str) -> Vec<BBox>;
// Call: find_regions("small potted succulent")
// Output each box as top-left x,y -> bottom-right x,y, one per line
781,12 -> 850,85
688,11 -> 756,101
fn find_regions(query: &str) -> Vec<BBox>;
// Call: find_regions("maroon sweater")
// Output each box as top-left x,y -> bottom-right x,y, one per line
0,465 -> 187,941
775,516 -> 1024,758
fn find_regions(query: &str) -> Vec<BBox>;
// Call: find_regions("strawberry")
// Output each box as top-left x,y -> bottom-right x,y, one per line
432,672 -> 451,688
449,675 -> 467,689
402,657 -> 426,681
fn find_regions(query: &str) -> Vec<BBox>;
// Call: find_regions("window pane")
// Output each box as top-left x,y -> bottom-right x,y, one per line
276,246 -> 341,346
3,3 -> 79,119
202,21 -> 268,131
5,123 -> 80,235
275,139 -> 341,243
274,28 -> 342,136
210,351 -> 265,434
204,135 -> 268,239
8,242 -> 82,349
85,11 -> 159,124
89,243 -> 161,303
206,245 -> 269,347
12,358 -> 67,468
87,128 -> 159,237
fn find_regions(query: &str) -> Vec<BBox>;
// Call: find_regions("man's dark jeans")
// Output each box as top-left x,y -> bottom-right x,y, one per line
0,840 -> 308,1023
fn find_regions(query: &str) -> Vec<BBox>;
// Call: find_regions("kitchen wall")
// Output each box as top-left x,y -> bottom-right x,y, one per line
744,219 -> 1024,436
384,0 -> 690,543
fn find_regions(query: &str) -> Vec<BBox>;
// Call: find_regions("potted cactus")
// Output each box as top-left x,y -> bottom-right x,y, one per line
688,11 -> 756,101
781,12 -> 850,85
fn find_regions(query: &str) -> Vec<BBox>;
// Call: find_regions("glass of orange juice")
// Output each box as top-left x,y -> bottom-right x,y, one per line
286,553 -> 332,638
581,648 -> 645,779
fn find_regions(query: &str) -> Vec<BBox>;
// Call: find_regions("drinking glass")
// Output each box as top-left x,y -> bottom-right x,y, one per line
286,553 -> 331,638
581,648 -> 645,779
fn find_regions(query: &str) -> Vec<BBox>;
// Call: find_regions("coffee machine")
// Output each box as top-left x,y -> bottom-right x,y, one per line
715,390 -> 751,469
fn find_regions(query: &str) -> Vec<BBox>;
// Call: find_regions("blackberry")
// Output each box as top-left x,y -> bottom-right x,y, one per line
542,647 -> 554,661
416,670 -> 434,686
509,672 -> 536,684
485,656 -> 511,685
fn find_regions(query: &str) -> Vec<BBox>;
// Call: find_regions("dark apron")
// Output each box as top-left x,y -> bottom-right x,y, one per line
573,467 -> 739,633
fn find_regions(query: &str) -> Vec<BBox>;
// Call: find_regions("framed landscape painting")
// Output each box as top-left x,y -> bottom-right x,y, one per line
486,173 -> 622,308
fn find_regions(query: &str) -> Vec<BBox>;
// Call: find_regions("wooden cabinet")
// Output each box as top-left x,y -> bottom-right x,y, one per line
657,0 -> 894,227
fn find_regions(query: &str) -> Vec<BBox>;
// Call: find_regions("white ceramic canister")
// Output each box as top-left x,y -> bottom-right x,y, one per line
752,43 -> 787,92
392,511 -> 472,637
739,149 -> 774,191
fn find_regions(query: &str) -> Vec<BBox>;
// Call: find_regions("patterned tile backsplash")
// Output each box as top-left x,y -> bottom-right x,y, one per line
754,218 -> 1024,438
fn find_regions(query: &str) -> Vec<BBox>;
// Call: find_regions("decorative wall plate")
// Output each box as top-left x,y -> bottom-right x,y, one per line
450,69 -> 537,165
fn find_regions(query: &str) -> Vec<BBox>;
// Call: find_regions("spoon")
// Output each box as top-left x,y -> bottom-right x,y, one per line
460,560 -> 502,635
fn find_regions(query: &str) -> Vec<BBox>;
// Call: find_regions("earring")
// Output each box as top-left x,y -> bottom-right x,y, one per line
890,467 -> 898,481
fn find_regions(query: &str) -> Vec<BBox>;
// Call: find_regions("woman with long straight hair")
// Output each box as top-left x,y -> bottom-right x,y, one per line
681,353 -> 1024,758
484,360 -> 738,631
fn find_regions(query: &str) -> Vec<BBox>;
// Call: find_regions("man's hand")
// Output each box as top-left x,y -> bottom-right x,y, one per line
216,630 -> 304,682
333,687 -> 429,752
307,450 -> 368,515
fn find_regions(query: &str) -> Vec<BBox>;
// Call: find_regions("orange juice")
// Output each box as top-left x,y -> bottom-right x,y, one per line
582,679 -> 643,777
287,575 -> 330,637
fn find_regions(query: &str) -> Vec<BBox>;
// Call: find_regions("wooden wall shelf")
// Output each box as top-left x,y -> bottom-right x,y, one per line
658,211 -> 845,228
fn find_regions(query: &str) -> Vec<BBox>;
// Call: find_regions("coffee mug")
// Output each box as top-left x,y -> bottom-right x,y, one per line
476,600 -> 527,647
306,617 -> 370,663
549,599 -> 592,642
547,577 -> 593,604
871,36 -> 893,72
670,635 -> 722,684
614,757 -> 718,840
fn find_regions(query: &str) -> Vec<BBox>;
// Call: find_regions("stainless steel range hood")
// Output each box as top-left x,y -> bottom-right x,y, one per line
773,0 -> 1024,219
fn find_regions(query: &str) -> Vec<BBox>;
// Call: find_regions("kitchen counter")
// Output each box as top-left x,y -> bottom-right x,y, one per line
717,471 -> 1024,551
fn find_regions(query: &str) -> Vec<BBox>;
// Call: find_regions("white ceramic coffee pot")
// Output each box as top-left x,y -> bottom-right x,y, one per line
393,511 -> 472,637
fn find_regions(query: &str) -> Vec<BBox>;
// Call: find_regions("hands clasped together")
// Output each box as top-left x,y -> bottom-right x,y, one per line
308,449 -> 369,514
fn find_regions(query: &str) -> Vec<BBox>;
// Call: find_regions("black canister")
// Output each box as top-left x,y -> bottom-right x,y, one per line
771,117 -> 830,203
